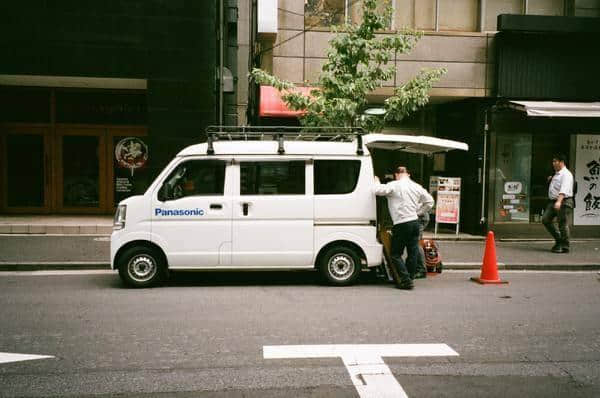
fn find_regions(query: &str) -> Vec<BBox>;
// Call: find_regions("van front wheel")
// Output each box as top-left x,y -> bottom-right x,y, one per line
118,246 -> 164,288
320,246 -> 361,286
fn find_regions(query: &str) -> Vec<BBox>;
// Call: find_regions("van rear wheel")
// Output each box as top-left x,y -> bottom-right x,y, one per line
320,246 -> 361,286
118,246 -> 164,288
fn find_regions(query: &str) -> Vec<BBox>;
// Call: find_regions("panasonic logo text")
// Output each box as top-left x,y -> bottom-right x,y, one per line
155,208 -> 205,216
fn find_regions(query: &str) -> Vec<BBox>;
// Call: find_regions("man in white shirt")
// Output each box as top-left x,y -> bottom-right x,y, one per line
374,166 -> 434,289
542,154 -> 574,253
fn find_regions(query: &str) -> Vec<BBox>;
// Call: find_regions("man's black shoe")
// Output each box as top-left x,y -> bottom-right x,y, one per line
413,272 -> 427,279
396,281 -> 414,290
561,247 -> 570,253
551,243 -> 562,253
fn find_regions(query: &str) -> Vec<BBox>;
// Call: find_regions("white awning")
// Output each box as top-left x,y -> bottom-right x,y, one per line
363,134 -> 468,154
509,101 -> 600,117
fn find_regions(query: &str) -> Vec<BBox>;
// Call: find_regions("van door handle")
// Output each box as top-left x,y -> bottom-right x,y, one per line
210,203 -> 222,210
242,202 -> 249,216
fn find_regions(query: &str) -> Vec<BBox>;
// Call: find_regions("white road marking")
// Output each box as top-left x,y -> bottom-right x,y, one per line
0,352 -> 54,364
264,344 -> 459,398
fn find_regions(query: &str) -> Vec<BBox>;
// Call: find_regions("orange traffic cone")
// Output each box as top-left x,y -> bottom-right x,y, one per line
471,231 -> 508,284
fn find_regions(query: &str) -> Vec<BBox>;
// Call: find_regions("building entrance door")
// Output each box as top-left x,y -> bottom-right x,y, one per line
56,127 -> 107,213
1,126 -> 52,213
1,125 -> 147,214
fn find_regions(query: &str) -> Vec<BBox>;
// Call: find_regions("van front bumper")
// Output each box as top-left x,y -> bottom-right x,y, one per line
110,229 -> 124,270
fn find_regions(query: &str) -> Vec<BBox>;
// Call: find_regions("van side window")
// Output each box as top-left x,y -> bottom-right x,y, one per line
241,161 -> 305,195
314,160 -> 361,195
158,160 -> 226,200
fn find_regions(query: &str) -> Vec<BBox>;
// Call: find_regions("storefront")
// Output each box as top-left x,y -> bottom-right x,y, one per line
481,14 -> 600,238
487,103 -> 600,238
0,86 -> 150,214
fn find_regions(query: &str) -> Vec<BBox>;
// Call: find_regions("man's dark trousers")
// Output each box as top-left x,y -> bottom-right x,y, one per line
415,213 -> 430,275
391,220 -> 420,282
542,198 -> 573,250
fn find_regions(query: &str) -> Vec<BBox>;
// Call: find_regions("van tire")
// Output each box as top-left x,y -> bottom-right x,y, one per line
118,246 -> 164,288
319,246 -> 361,286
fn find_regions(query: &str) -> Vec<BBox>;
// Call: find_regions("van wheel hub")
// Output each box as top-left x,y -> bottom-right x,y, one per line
128,255 -> 157,282
328,254 -> 355,281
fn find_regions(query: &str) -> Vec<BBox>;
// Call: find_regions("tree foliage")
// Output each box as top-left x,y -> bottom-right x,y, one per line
251,0 -> 447,133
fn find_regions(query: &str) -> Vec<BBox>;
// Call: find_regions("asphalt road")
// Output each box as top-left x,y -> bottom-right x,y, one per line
0,270 -> 599,397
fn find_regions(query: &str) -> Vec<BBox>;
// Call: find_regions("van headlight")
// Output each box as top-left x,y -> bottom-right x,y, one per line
113,205 -> 127,230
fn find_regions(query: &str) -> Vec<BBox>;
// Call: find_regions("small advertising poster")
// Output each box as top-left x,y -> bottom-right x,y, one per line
498,181 -> 528,221
434,177 -> 461,224
574,135 -> 600,226
114,137 -> 149,203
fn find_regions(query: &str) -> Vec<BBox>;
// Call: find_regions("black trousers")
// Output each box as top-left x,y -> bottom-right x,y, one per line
542,198 -> 573,248
391,220 -> 420,281
416,214 -> 429,274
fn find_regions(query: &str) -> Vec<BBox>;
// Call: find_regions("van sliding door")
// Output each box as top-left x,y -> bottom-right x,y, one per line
232,160 -> 313,267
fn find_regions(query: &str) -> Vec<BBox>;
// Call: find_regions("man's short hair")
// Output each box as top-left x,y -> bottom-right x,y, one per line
552,153 -> 567,163
395,166 -> 409,174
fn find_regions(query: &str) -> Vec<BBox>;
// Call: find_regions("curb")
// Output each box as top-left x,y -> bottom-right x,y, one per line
443,262 -> 600,271
0,226 -> 113,235
0,262 -> 599,272
0,262 -> 110,271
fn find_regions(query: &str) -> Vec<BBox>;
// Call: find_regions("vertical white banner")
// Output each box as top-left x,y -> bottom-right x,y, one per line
574,135 -> 600,225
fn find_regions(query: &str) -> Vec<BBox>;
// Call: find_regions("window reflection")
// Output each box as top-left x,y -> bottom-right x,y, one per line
305,0 -> 345,27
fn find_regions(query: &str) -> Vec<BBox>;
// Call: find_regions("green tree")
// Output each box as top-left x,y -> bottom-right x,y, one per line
251,0 -> 446,133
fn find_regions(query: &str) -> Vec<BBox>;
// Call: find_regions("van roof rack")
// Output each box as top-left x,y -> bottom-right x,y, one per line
205,126 -> 365,155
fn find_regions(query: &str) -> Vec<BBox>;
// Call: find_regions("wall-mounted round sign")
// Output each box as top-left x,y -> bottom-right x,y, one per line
115,137 -> 148,176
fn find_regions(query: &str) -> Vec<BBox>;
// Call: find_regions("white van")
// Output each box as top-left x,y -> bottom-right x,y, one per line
111,127 -> 467,287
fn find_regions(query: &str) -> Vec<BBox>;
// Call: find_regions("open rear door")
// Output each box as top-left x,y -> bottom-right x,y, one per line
364,133 -> 469,248
363,133 -> 468,154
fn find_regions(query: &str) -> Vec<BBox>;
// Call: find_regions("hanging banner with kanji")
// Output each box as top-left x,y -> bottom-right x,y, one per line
574,135 -> 600,226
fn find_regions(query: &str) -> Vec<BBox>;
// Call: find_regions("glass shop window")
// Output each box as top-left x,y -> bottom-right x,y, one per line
494,134 -> 532,223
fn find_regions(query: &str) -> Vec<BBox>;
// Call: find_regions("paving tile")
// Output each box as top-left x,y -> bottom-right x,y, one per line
45,226 -> 63,234
11,225 -> 29,234
79,226 -> 98,234
97,226 -> 113,235
62,225 -> 80,234
29,225 -> 46,234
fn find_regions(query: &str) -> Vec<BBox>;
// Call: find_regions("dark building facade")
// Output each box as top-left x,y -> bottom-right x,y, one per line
0,1 -> 224,214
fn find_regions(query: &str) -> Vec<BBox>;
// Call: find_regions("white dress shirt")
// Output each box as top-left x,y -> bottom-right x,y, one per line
548,166 -> 574,200
374,176 -> 434,225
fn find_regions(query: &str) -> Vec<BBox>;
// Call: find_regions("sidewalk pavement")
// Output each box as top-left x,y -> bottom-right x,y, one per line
0,215 -> 599,271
